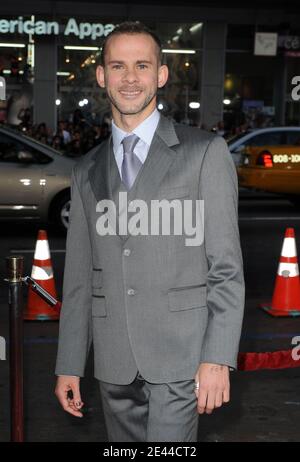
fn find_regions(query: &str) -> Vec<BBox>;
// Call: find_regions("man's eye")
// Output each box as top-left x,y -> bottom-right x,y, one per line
138,64 -> 147,69
112,65 -> 122,70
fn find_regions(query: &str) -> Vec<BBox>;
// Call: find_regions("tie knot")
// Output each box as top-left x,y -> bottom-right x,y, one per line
122,134 -> 139,154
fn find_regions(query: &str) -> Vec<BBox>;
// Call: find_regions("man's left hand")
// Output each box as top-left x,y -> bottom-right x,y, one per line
194,363 -> 230,415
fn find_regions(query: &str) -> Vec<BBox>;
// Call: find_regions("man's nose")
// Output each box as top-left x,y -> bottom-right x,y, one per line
123,68 -> 138,83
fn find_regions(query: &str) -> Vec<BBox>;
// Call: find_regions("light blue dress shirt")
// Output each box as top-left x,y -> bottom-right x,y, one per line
111,108 -> 160,179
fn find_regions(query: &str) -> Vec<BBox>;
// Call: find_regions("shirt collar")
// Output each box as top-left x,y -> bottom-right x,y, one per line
111,108 -> 160,152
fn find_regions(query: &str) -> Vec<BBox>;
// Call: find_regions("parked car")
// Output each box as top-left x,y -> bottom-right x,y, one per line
227,127 -> 300,165
237,144 -> 300,205
0,125 -> 76,230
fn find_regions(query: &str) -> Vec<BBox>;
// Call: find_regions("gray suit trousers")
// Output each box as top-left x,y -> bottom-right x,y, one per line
99,371 -> 199,442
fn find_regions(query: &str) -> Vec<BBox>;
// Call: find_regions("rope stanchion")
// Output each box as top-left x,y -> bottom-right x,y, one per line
4,263 -> 62,443
5,256 -> 24,442
238,350 -> 300,371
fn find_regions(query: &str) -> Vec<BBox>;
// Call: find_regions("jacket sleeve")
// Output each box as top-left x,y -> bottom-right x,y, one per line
55,167 -> 93,376
199,135 -> 245,370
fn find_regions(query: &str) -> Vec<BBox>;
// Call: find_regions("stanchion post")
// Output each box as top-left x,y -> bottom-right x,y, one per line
5,256 -> 24,442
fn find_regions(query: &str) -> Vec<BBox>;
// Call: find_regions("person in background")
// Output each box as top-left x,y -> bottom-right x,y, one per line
57,120 -> 72,145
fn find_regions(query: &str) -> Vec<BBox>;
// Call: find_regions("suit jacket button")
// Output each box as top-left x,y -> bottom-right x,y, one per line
127,288 -> 135,296
123,249 -> 131,256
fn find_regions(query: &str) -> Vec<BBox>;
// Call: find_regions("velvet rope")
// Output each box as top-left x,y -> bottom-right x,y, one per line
238,350 -> 300,371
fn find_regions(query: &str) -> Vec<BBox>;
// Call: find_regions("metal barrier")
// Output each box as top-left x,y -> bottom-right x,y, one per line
4,256 -> 61,442
5,256 -> 24,442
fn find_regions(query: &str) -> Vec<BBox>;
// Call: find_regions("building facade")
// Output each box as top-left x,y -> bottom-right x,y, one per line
0,1 -> 300,135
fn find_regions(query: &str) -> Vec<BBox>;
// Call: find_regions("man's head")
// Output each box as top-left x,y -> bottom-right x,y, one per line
96,21 -> 168,123
100,22 -> 162,67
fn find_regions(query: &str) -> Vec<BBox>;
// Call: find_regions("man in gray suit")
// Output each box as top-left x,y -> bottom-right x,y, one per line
55,21 -> 245,442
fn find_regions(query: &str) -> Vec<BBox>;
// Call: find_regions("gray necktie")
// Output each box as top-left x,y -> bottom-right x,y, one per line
121,134 -> 142,190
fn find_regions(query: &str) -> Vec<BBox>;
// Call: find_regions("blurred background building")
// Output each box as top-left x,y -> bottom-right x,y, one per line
0,0 -> 300,150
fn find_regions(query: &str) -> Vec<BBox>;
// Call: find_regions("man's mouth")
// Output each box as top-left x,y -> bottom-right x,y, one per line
119,90 -> 142,98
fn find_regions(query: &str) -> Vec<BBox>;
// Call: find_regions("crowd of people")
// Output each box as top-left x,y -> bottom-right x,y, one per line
16,108 -> 111,157
13,105 -> 277,157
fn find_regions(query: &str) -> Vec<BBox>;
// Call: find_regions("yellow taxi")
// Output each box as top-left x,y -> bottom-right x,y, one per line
237,145 -> 300,195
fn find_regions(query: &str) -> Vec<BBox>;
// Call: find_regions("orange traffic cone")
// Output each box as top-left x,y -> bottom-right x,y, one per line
24,229 -> 59,321
260,227 -> 300,317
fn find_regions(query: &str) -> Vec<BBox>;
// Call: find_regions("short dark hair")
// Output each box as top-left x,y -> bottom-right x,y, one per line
100,21 -> 162,66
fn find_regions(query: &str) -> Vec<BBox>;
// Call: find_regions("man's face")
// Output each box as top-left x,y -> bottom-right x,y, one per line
96,33 -> 168,117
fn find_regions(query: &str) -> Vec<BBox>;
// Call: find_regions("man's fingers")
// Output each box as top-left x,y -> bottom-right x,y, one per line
59,395 -> 83,417
197,388 -> 230,414
55,386 -> 70,410
205,390 -> 215,414
67,397 -> 80,412
197,387 -> 208,414
195,364 -> 231,415
71,384 -> 83,409
215,390 -> 223,408
62,402 -> 83,418
223,387 -> 230,403
55,377 -> 84,417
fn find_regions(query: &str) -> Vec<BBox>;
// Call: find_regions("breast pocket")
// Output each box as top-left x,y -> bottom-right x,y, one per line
168,284 -> 207,312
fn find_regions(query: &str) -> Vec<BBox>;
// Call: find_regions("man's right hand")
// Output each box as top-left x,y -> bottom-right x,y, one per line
55,376 -> 84,418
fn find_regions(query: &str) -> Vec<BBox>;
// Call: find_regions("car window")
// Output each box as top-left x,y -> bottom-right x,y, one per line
226,132 -> 252,145
245,132 -> 284,146
0,133 -> 52,164
285,131 -> 300,145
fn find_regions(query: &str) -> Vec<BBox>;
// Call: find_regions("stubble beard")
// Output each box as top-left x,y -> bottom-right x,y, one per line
107,87 -> 157,116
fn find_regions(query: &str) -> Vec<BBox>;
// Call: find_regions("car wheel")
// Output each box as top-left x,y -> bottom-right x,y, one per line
53,194 -> 71,230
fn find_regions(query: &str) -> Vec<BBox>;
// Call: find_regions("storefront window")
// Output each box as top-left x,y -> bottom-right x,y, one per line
56,20 -> 202,126
0,15 -> 202,124
0,14 -> 202,154
225,24 -> 277,135
0,17 -> 33,125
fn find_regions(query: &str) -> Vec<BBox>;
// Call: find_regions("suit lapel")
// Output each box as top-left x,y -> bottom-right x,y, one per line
88,136 -> 112,203
130,115 -> 180,204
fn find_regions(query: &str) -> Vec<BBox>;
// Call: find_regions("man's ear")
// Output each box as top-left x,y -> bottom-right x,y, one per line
158,64 -> 169,88
96,65 -> 106,88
